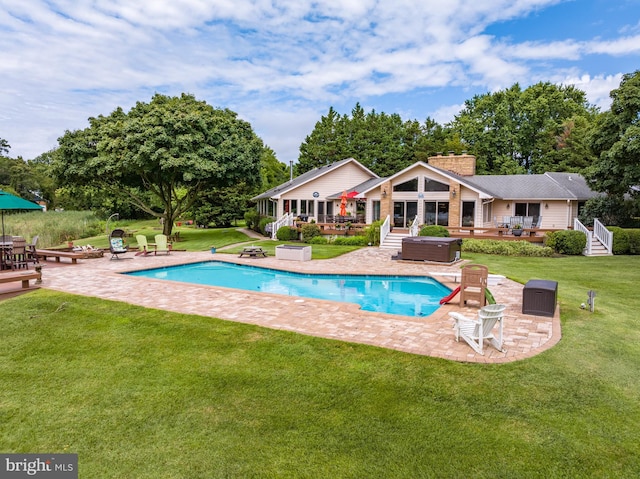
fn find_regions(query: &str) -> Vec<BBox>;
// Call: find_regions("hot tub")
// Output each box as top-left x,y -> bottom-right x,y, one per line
401,236 -> 462,263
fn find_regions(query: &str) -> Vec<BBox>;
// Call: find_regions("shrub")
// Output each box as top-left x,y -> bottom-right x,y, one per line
300,223 -> 322,243
258,217 -> 274,236
461,239 -> 554,257
244,210 -> 260,231
609,226 -> 630,255
308,235 -> 328,245
364,220 -> 382,245
546,230 -> 586,255
276,225 -> 299,241
627,229 -> 640,254
419,225 -> 450,237
332,235 -> 369,246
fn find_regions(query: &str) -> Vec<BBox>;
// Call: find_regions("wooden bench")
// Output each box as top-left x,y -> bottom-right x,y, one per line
0,270 -> 42,289
239,246 -> 267,258
35,249 -> 84,264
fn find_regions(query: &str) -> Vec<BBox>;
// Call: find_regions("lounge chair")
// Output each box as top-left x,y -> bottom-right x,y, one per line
154,234 -> 171,255
109,229 -> 130,260
135,234 -> 154,256
449,304 -> 507,355
459,264 -> 488,306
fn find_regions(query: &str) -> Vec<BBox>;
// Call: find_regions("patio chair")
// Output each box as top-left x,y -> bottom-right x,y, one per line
459,263 -> 488,307
449,304 -> 507,355
25,235 -> 39,265
109,229 -> 130,260
533,216 -> 542,228
8,236 -> 29,270
522,216 -> 534,229
135,234 -> 154,256
154,234 -> 171,255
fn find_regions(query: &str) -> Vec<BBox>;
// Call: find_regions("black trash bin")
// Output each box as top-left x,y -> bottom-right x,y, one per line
522,280 -> 558,317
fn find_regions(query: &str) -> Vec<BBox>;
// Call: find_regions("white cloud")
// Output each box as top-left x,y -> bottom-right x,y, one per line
562,73 -> 623,110
0,0 -> 636,160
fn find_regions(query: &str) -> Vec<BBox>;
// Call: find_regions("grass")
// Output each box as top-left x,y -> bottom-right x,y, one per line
72,219 -> 361,259
2,253 -> 640,476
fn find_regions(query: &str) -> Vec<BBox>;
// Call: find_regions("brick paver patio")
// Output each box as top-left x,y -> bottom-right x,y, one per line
29,247 -> 560,363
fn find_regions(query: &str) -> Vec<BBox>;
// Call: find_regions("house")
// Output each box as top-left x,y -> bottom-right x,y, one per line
253,153 -> 599,232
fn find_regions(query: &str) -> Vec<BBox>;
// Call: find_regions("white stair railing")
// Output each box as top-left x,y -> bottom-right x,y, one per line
573,218 -> 592,256
380,215 -> 390,246
409,215 -> 419,236
593,218 -> 613,255
271,213 -> 295,240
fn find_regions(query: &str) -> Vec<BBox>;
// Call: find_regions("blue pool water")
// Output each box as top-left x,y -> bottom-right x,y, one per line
126,261 -> 451,317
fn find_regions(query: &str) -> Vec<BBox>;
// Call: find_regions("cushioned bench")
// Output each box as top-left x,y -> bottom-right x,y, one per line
35,249 -> 84,264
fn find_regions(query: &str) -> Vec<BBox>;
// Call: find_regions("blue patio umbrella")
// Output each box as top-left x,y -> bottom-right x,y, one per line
0,190 -> 43,269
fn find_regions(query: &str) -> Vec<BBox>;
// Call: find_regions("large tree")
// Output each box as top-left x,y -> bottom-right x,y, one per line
53,93 -> 264,235
586,71 -> 640,201
450,82 -> 596,174
297,103 -> 429,177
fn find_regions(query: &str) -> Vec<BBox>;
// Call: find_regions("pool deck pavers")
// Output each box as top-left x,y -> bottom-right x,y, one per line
28,247 -> 561,363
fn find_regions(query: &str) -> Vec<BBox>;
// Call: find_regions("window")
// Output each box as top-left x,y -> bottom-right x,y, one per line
424,201 -> 449,226
483,202 -> 493,223
393,178 -> 418,192
515,202 -> 541,223
372,201 -> 381,221
424,178 -> 450,192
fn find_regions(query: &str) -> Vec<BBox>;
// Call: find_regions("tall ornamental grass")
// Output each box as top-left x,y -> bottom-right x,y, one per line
2,210 -> 102,248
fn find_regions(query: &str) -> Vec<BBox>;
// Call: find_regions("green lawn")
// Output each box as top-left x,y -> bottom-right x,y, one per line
1,254 -> 640,477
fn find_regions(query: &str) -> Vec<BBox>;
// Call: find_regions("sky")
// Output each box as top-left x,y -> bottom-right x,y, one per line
1,0 -> 639,164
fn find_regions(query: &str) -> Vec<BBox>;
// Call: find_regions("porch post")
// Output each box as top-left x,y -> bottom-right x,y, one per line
449,182 -> 461,227
380,180 -> 392,222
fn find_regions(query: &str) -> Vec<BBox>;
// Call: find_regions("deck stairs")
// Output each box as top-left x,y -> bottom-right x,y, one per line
380,231 -> 409,251
587,235 -> 612,257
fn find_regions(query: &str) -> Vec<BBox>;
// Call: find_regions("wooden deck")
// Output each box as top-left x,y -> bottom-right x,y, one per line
444,227 -> 561,243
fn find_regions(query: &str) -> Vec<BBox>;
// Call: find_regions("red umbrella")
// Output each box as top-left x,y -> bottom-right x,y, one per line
339,191 -> 347,216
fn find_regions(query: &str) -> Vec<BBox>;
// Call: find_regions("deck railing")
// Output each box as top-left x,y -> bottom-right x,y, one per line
380,215 -> 390,246
271,213 -> 295,240
573,218 -> 592,255
574,217 -> 613,256
409,216 -> 419,237
593,218 -> 613,255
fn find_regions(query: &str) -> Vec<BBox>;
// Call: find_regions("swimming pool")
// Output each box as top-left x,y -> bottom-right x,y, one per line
126,261 -> 451,317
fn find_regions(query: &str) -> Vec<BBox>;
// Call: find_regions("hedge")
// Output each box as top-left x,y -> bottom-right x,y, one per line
461,239 -> 554,257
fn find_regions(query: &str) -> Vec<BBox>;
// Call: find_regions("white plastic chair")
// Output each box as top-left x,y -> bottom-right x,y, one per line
449,304 -> 507,355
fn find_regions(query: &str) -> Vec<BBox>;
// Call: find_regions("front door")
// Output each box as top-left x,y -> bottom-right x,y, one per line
393,201 -> 417,228
462,201 -> 475,227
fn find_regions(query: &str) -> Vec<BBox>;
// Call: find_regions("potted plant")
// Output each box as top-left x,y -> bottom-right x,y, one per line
512,224 -> 523,236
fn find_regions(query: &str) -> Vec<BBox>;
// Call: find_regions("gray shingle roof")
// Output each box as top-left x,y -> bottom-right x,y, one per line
326,177 -> 386,199
460,172 -> 599,200
251,158 -> 364,201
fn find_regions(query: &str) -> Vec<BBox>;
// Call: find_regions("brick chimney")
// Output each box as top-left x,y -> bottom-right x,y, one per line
428,152 -> 476,176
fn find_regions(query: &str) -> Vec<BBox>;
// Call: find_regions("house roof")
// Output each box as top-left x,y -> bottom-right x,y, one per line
251,158 -> 378,201
253,157 -> 598,203
326,177 -> 386,200
460,172 -> 599,200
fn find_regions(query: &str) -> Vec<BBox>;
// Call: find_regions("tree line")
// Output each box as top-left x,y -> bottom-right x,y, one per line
1,71 -> 639,228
